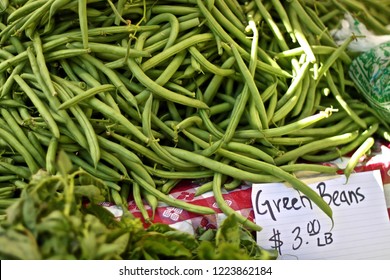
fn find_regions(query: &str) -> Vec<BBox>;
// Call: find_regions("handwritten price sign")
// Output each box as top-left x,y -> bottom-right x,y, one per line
251,170 -> 390,259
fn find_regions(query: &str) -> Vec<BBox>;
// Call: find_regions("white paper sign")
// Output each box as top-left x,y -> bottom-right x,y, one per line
251,170 -> 390,260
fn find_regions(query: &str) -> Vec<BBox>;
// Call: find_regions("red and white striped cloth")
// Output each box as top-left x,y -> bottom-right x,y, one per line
103,139 -> 390,235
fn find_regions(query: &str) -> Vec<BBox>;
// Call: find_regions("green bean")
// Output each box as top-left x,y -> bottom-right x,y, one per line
317,35 -> 355,82
150,4 -> 198,15
127,57 -> 208,109
194,180 -> 214,196
267,136 -> 317,146
270,0 -> 296,42
58,59 -> 80,82
145,16 -> 201,48
274,131 -> 360,165
142,94 -> 198,170
202,56 -> 236,104
16,0 -> 55,36
288,0 -> 336,47
78,0 -> 88,49
280,164 -> 338,174
99,149 -> 129,179
1,108 -> 46,167
48,0 -> 73,23
68,60 -> 121,113
79,53 -> 140,110
276,60 -> 311,110
212,162 -> 262,231
344,137 -> 375,182
148,13 -> 180,50
0,199 -> 18,209
46,137 -> 58,175
160,179 -> 181,195
6,0 -> 48,23
0,162 -> 31,179
68,41 -> 151,60
19,69 -> 89,149
292,73 -> 312,117
133,181 -> 151,222
27,130 -> 47,161
224,178 -> 243,191
166,145 -> 332,220
68,152 -> 122,182
289,114 -> 354,137
0,127 -> 39,174
172,115 -> 202,135
254,0 -> 289,51
109,131 -> 174,168
302,123 -> 379,162
53,81 -> 100,167
14,74 -> 60,139
141,188 -> 159,220
53,75 -> 149,143
215,0 -> 246,31
266,89 -> 278,124
188,46 -> 235,76
198,0 -> 289,77
58,84 -> 116,110
44,48 -> 91,63
109,188 -> 124,207
146,166 -> 214,180
32,32 -> 57,96
377,127 -> 390,142
224,0 -> 247,24
131,171 -> 216,215
141,33 -> 214,71
231,43 -> 268,129
326,72 -> 367,129
136,50 -> 187,103
274,45 -> 351,65
97,135 -> 142,166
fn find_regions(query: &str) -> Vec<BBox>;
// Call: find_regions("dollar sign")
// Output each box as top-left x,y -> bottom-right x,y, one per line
269,228 -> 283,255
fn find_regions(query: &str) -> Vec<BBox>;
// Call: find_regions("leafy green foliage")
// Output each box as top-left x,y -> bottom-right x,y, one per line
0,152 -> 276,260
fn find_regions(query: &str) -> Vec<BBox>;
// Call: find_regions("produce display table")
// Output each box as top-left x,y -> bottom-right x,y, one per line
101,139 -> 390,234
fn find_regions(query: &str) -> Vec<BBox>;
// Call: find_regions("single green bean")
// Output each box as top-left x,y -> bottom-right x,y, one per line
132,171 -> 216,215
0,161 -> 31,179
274,131 -> 360,165
46,137 -> 58,175
58,84 -> 116,110
326,71 -> 367,129
344,137 -> 375,182
133,181 -> 151,222
212,163 -> 262,231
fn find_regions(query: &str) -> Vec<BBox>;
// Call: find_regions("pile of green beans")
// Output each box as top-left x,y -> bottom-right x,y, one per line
0,0 -> 389,230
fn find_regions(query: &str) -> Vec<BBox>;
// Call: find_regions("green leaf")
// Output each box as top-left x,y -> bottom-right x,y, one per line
74,184 -> 107,202
197,228 -> 215,241
195,240 -> 216,260
164,230 -> 199,251
0,229 -> 41,260
215,214 -> 241,248
138,233 -> 192,259
84,203 -> 119,228
56,150 -> 73,177
146,223 -> 175,233
97,233 -> 129,259
22,194 -> 37,233
214,243 -> 250,260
